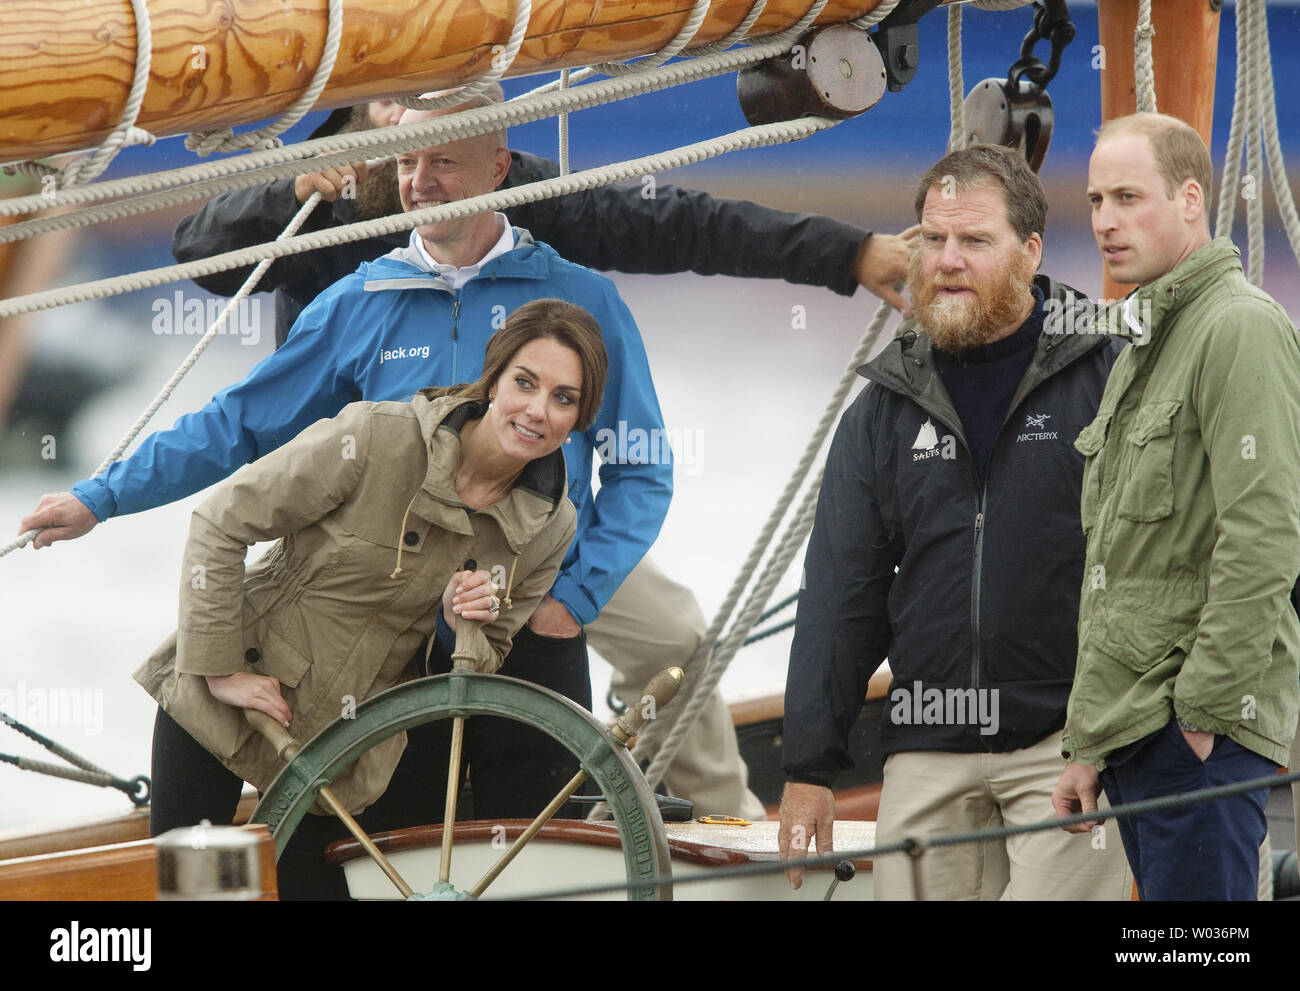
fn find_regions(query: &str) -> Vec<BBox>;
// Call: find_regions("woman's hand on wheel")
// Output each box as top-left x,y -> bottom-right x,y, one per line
205,672 -> 293,727
442,569 -> 500,629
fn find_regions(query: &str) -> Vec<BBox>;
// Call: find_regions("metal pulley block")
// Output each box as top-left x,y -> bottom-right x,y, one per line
962,76 -> 1055,172
738,24 -> 887,126
962,0 -> 1075,172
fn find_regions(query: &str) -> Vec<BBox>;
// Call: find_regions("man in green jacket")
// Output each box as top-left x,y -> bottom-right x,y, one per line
1052,112 -> 1300,900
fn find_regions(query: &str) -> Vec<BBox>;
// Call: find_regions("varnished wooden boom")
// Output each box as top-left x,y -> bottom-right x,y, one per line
0,0 -> 891,163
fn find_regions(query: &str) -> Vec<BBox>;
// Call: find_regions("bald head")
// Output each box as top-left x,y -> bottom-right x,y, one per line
397,85 -> 508,153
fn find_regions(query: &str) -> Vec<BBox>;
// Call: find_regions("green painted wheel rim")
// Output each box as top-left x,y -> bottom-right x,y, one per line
250,670 -> 672,900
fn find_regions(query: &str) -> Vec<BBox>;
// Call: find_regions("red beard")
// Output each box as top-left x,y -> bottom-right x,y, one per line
908,247 -> 1037,353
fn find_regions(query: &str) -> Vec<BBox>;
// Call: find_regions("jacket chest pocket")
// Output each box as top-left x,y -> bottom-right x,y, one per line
1116,400 -> 1182,523
1074,411 -> 1110,533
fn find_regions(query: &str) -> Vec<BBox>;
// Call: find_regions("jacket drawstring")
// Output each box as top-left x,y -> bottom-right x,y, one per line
390,499 -> 416,579
501,553 -> 519,612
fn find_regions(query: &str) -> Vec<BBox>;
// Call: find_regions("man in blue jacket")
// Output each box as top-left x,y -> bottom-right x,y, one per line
778,145 -> 1133,899
20,96 -> 687,827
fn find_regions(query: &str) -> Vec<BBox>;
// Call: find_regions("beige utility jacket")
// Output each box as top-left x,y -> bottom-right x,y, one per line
136,395 -> 576,812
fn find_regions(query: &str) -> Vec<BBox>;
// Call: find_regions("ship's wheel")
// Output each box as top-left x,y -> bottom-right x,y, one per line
248,670 -> 673,900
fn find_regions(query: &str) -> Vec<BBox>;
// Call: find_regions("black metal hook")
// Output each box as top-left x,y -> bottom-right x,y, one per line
1007,0 -> 1077,92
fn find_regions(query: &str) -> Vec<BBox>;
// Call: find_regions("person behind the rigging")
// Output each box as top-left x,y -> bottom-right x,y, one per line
778,144 -> 1133,900
139,297 -> 601,899
170,96 -> 919,349
1052,112 -> 1300,901
20,89 -> 676,824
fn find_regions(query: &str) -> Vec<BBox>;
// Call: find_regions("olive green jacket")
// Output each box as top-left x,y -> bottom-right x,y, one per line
135,395 -> 576,812
1063,239 -> 1300,768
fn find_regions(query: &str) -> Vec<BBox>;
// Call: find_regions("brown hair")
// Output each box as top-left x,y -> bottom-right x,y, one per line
422,298 -> 608,431
1095,112 -> 1213,208
913,144 -> 1048,241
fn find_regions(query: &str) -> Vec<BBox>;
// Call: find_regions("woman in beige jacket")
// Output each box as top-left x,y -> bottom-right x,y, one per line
136,298 -> 606,896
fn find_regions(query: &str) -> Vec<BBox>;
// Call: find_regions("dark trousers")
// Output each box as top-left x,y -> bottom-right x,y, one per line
149,624 -> 591,900
1099,719 -> 1276,901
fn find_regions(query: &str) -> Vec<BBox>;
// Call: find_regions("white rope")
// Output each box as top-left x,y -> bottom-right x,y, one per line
0,117 -> 837,322
850,0 -> 900,31
686,0 -> 770,57
1244,0 -> 1264,286
1215,0 -> 1249,240
758,0 -> 833,48
93,198 -> 327,474
558,69 -> 571,177
396,0 -> 533,111
1,0 -> 156,188
1214,0 -> 1300,281
624,299 -> 898,806
528,0 -> 827,96
947,3 -> 965,152
0,41 -> 799,229
1253,0 -> 1300,270
590,0 -> 712,76
1134,0 -> 1157,114
185,0 -> 344,156
1,191 -> 330,559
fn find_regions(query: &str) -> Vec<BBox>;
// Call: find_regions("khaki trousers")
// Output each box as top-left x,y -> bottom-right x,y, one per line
586,556 -> 767,821
873,731 -> 1133,900
1293,720 -> 1300,856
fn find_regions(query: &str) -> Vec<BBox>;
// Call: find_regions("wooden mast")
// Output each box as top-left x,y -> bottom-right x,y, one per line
1095,0 -> 1221,297
0,0 -> 899,164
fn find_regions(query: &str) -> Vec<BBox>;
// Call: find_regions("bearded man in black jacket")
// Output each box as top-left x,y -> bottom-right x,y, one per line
777,145 -> 1133,899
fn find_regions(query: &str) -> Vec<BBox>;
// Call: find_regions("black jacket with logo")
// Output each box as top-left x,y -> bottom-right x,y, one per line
783,276 -> 1124,785
171,151 -> 871,347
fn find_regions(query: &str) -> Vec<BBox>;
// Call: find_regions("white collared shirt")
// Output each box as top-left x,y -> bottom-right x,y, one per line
414,213 -> 515,290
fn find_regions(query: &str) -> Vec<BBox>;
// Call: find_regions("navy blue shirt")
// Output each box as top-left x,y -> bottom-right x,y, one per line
934,287 -> 1045,483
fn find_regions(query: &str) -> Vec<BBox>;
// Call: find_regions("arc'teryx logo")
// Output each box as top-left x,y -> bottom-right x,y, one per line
1017,412 -> 1059,443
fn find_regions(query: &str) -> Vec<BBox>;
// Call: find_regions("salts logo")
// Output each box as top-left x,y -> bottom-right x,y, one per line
889,681 -> 1000,736
911,419 -> 938,461
1017,412 -> 1059,444
377,343 -> 432,364
50,922 -> 150,971
151,290 -> 261,346
910,418 -> 954,462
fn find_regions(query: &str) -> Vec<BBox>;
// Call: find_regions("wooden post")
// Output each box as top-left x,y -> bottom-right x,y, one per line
1095,0 -> 1221,297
